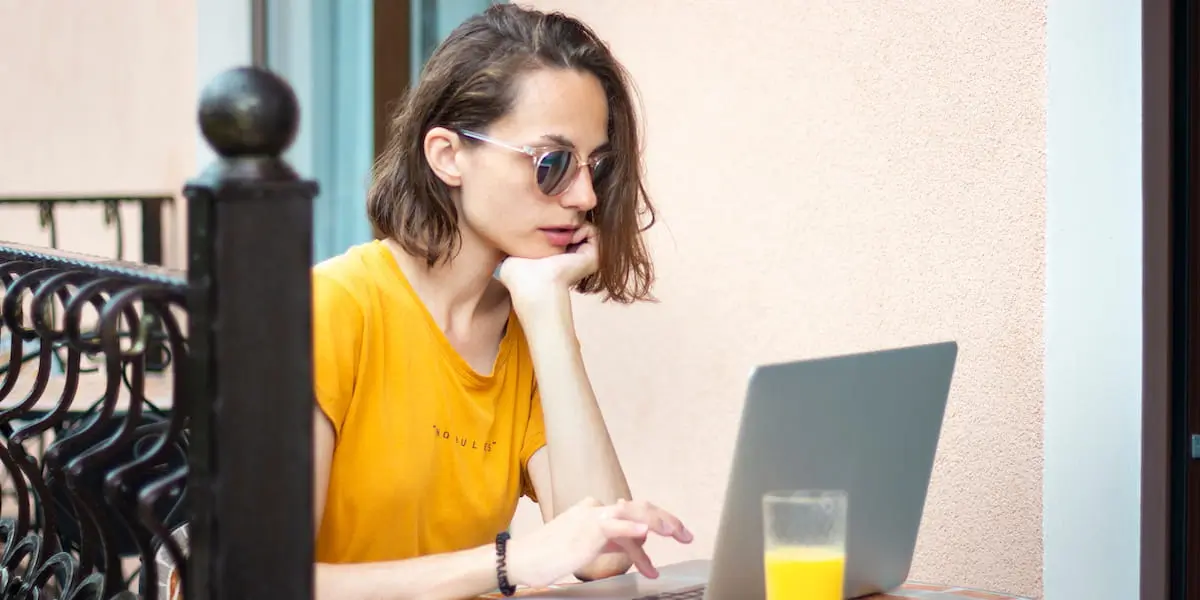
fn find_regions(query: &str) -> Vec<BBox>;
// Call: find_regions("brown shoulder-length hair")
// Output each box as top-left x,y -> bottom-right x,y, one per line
366,3 -> 656,304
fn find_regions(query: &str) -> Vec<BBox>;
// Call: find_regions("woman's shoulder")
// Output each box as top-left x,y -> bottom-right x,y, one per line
312,240 -> 432,329
312,241 -> 393,305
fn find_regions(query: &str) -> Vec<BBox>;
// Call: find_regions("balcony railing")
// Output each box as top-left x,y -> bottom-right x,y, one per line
0,195 -> 174,378
0,66 -> 316,599
0,195 -> 170,267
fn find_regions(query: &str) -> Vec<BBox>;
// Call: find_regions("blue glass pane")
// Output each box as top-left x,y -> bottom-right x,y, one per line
266,0 -> 374,263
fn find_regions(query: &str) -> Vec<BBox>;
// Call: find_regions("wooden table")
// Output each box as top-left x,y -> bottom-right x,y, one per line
477,581 -> 1034,599
865,582 -> 1033,599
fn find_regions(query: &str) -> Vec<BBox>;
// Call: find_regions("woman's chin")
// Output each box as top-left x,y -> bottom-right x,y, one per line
501,243 -> 567,260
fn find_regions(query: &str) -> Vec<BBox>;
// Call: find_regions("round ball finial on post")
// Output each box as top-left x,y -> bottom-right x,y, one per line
197,67 -> 300,159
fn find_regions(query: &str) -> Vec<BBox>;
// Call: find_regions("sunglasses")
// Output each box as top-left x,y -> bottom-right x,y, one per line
458,129 -> 613,196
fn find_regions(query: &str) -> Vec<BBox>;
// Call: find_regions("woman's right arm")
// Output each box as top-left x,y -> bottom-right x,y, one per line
311,408 -> 693,600
312,408 -> 504,600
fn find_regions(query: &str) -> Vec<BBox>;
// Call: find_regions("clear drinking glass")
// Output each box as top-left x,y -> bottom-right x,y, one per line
762,490 -> 848,600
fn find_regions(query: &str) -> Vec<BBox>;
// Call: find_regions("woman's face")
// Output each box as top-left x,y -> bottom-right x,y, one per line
448,67 -> 610,260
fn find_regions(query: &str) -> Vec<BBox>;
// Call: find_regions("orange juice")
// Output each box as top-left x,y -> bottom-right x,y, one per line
763,545 -> 845,600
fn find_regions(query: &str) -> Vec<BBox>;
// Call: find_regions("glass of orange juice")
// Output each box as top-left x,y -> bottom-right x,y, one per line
762,490 -> 847,600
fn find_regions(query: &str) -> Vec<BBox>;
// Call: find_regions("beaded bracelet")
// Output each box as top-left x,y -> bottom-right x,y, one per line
495,531 -> 516,597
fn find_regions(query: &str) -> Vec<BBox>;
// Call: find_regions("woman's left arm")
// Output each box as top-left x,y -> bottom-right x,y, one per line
521,289 -> 631,507
515,288 -> 636,580
498,224 -> 656,580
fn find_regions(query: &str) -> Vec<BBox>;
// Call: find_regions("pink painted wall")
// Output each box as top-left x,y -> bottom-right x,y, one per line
0,1 -> 196,266
511,2 -> 1047,597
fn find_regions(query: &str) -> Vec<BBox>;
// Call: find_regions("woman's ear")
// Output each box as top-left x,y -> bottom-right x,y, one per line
424,127 -> 463,187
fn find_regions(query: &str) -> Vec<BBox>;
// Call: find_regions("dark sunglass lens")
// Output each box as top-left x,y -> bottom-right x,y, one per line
536,151 -> 574,195
590,156 -> 613,185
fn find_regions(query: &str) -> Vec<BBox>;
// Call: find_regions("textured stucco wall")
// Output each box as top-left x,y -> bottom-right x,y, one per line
0,1 -> 195,264
513,2 -> 1047,597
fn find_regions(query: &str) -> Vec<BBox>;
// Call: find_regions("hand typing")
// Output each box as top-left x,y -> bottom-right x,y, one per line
506,497 -> 693,588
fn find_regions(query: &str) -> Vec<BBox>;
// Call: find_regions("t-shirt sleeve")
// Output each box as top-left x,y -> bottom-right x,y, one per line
312,271 -> 363,440
519,382 -> 547,501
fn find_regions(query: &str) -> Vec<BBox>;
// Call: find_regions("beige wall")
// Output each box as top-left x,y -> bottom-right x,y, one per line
0,1 -> 196,265
512,2 -> 1047,597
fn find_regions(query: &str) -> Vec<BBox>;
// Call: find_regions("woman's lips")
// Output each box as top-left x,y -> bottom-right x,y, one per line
540,227 -> 577,247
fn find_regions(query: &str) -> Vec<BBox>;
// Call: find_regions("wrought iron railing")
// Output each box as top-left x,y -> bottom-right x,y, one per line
0,195 -> 173,373
0,66 -> 317,599
0,195 -> 170,267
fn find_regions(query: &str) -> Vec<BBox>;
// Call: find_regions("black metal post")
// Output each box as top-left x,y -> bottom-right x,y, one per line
140,198 -> 164,267
184,66 -> 317,600
141,197 -> 169,370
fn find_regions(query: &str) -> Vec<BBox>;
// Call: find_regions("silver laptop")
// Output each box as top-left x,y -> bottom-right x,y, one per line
523,341 -> 958,599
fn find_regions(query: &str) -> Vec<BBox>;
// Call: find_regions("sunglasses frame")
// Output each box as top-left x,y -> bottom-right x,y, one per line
457,129 -> 611,196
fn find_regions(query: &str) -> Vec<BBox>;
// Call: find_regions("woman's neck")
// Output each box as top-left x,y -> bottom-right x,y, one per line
385,236 -> 508,330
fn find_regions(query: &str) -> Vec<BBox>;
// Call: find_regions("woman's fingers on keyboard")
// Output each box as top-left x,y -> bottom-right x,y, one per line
611,499 -> 694,543
614,537 -> 659,579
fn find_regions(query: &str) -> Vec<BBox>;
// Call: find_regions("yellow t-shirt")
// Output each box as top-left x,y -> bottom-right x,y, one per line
312,240 -> 546,564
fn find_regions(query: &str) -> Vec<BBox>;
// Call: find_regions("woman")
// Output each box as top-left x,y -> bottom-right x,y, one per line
311,4 -> 692,599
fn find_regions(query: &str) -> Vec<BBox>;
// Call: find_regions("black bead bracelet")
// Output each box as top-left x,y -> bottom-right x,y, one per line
495,531 -> 516,597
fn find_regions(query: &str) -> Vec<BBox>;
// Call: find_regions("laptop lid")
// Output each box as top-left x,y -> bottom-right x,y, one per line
705,341 -> 957,599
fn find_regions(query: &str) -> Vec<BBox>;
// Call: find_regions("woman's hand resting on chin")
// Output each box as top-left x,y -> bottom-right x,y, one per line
507,497 -> 693,589
494,225 -> 690,587
494,223 -> 598,310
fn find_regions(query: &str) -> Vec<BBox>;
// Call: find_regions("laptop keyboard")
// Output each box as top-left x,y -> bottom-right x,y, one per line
634,584 -> 706,599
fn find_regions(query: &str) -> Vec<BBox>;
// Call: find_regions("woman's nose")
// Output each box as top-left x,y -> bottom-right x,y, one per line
559,167 -> 598,211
